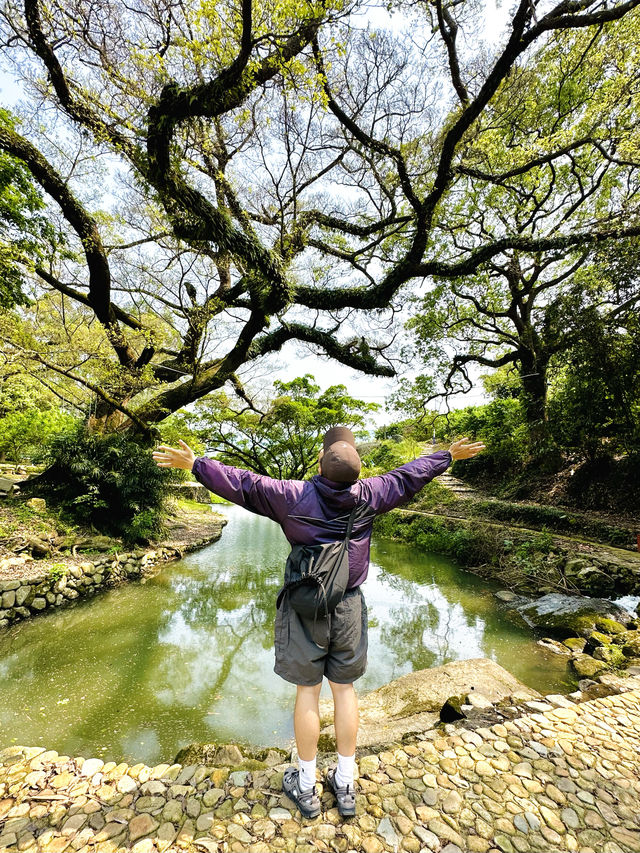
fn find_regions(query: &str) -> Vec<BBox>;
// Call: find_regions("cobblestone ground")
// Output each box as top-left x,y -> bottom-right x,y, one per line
1,689 -> 640,853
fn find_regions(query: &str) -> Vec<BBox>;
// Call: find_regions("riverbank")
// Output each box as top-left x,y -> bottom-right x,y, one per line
2,684 -> 639,852
374,503 -> 640,598
0,500 -> 226,629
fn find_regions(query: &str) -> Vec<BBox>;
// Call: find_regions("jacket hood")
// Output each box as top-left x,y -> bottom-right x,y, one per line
310,474 -> 360,510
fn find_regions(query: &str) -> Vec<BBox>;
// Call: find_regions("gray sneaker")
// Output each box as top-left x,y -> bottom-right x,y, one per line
282,766 -> 321,819
326,766 -> 356,817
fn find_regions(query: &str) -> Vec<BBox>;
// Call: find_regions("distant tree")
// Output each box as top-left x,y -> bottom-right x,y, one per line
167,374 -> 379,479
547,305 -> 640,460
0,408 -> 77,462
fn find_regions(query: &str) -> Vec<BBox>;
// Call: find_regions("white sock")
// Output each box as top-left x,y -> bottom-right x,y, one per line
335,752 -> 355,789
298,756 -> 316,791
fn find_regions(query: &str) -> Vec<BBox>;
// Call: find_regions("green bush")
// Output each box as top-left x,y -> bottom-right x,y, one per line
0,408 -> 78,462
442,399 -> 530,475
32,426 -> 174,542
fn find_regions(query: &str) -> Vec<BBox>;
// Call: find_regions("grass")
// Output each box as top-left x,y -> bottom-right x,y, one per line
174,497 -> 229,515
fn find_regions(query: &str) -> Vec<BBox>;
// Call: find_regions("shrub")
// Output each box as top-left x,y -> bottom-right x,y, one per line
442,399 -> 530,475
32,426 -> 174,542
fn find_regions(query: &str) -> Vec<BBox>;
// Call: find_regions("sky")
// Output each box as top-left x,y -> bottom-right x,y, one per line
0,0 -> 512,426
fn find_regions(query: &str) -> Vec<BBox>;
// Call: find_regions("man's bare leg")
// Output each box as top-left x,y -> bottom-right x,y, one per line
294,682 -> 323,759
282,684 -> 322,813
328,680 -> 358,790
328,681 -> 358,754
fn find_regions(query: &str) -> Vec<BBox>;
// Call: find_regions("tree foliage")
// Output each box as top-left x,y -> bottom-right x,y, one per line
31,426 -> 174,541
0,111 -> 53,308
0,407 -> 77,462
163,374 -> 378,479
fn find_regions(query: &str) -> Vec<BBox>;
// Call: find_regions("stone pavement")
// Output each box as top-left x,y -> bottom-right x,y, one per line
1,689 -> 640,853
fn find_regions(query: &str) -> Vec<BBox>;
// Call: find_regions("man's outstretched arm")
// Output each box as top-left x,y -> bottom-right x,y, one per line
360,437 -> 486,515
152,440 -> 298,522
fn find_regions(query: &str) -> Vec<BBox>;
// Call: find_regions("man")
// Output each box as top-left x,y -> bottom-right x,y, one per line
153,428 -> 485,819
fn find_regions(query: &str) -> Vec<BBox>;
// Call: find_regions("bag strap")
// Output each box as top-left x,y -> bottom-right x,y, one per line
343,504 -> 358,543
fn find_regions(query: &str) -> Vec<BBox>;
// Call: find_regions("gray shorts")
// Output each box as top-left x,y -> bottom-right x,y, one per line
274,587 -> 368,686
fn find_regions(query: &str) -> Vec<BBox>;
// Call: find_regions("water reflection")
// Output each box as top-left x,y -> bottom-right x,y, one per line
0,505 -> 572,765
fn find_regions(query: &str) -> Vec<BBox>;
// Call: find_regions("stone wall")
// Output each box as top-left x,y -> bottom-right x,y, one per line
0,536 -> 221,630
166,483 -> 213,504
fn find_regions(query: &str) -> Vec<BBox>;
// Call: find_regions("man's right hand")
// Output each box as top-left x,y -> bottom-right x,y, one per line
448,437 -> 486,460
152,440 -> 196,471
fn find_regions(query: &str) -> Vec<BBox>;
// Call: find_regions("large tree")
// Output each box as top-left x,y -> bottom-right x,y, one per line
1,0 -> 640,437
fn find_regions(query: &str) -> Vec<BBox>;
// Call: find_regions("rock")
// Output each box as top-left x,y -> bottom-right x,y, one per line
80,758 -> 104,777
514,594 -> 634,639
584,631 -> 613,654
268,808 -> 292,820
569,655 -> 605,678
26,497 -> 46,512
359,755 -> 380,776
229,770 -> 249,786
562,637 -> 586,652
1,590 -> 15,608
27,536 -> 51,558
544,693 -> 576,708
594,618 -> 626,634
495,590 -> 521,603
592,645 -> 626,666
0,475 -> 16,494
440,696 -> 466,723
129,814 -> 159,842
465,692 -> 494,710
319,658 -> 538,748
612,629 -> 640,645
174,743 -> 243,767
622,637 -> 640,657
538,638 -> 572,655
376,816 -> 400,848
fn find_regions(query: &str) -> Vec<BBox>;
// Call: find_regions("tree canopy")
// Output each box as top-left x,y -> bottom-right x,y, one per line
1,0 -> 640,436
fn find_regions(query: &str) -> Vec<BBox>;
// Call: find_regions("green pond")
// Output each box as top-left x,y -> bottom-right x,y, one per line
0,505 -> 576,766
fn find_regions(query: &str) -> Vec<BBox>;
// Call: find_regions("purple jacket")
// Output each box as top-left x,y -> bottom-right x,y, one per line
192,450 -> 452,588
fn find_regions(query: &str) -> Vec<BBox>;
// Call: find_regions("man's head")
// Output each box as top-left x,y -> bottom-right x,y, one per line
318,426 -> 361,484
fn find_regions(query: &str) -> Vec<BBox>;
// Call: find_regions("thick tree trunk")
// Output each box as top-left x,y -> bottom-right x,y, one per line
519,360 -> 551,452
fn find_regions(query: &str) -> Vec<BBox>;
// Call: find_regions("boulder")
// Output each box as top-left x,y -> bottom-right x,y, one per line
594,618 -> 627,635
538,638 -> 572,656
26,498 -> 46,512
27,537 -> 51,558
592,645 -> 626,666
494,590 -> 522,603
622,636 -> 640,658
0,477 -> 15,496
569,655 -> 605,678
514,593 -> 634,639
562,637 -> 586,652
318,658 -> 540,749
440,696 -> 466,723
583,631 -> 613,655
612,629 -> 640,646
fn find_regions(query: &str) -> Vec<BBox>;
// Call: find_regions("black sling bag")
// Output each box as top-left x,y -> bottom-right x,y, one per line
276,505 -> 359,624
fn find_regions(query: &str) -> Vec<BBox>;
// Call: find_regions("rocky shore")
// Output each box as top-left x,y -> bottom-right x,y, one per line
1,680 -> 639,852
0,506 -> 227,629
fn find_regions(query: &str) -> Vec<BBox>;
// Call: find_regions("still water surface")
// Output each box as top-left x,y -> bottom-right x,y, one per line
0,505 -> 574,765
